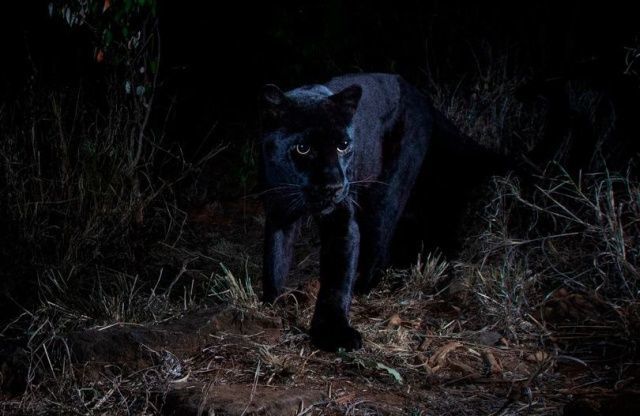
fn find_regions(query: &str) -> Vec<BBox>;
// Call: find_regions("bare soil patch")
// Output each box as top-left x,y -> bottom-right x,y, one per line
2,199 -> 639,415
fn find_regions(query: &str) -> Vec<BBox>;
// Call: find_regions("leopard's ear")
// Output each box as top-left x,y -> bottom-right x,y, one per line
263,84 -> 287,106
262,84 -> 291,123
329,84 -> 362,119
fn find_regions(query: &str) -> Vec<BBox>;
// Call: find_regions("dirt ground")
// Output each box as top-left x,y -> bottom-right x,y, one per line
1,199 -> 639,415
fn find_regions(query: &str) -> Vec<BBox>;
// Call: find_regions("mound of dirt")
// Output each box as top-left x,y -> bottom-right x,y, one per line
67,307 -> 281,369
164,383 -> 325,416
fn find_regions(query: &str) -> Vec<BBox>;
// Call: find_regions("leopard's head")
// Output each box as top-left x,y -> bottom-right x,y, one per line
260,84 -> 362,216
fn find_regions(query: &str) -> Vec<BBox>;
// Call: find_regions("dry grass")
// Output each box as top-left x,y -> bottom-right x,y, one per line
456,166 -> 640,369
427,53 -> 546,154
0,82 -> 224,413
2,51 -> 640,414
210,263 -> 259,308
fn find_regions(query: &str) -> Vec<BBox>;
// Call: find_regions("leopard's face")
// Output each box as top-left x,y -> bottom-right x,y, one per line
261,84 -> 361,216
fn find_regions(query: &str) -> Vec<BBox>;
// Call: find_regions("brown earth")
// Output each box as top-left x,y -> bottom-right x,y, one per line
1,199 -> 639,415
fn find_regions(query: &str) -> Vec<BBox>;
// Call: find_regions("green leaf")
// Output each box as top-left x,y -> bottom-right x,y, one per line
103,29 -> 113,46
375,362 -> 403,385
336,348 -> 348,358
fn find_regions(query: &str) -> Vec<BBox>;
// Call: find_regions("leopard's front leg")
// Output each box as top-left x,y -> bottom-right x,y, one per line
310,203 -> 362,351
262,218 -> 299,303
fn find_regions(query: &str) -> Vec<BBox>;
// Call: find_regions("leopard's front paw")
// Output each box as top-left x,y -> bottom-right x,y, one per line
310,322 -> 362,352
353,279 -> 374,295
262,286 -> 283,305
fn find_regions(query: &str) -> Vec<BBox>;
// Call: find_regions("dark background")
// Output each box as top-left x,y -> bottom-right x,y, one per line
1,1 -> 637,143
0,1 -> 638,297
0,3 -> 638,408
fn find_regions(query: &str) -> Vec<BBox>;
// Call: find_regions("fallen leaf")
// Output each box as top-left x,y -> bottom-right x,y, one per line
526,350 -> 549,363
481,350 -> 503,375
387,313 -> 402,328
449,359 -> 477,375
376,362 -> 403,384
428,341 -> 463,371
417,337 -> 432,351
499,337 -> 510,348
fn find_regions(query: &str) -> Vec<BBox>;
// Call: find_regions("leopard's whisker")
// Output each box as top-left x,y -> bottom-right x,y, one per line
348,179 -> 389,186
348,195 -> 362,211
245,183 -> 301,198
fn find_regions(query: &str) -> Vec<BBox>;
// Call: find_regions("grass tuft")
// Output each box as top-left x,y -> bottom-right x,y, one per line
210,262 -> 259,309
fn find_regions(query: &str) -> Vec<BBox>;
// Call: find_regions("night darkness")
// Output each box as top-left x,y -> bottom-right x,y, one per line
1,1 -> 639,414
3,2 -> 638,129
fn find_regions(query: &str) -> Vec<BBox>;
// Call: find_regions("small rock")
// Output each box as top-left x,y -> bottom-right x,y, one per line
473,330 -> 502,346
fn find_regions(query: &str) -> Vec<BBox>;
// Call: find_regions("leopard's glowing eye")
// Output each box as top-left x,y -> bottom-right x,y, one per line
295,144 -> 311,155
337,141 -> 351,154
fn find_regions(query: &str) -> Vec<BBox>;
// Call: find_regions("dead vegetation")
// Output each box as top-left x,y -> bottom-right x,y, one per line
2,188 -> 638,415
1,53 -> 640,415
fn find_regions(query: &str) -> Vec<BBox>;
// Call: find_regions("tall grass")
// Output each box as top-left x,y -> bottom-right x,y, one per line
468,167 -> 639,315
0,83 -> 226,412
425,48 -> 639,349
1,92 -> 144,272
0,84 -> 222,324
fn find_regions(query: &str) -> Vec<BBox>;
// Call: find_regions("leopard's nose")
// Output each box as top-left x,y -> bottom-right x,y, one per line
309,183 -> 345,202
324,183 -> 343,192
323,183 -> 345,200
